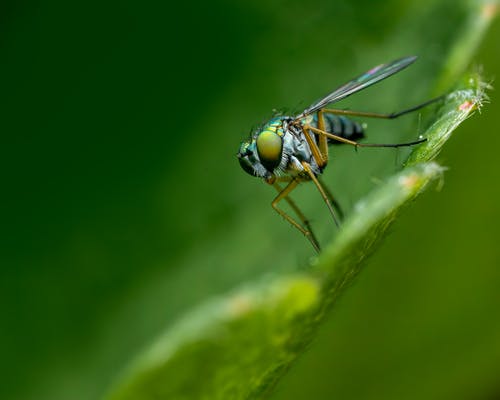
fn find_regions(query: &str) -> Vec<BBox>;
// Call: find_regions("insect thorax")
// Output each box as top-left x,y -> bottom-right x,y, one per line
241,113 -> 364,180
279,117 -> 321,177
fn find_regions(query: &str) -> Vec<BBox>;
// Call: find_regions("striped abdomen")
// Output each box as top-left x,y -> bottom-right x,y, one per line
311,113 -> 365,144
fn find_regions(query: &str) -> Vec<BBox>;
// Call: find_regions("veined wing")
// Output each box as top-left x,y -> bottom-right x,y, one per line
294,56 -> 417,119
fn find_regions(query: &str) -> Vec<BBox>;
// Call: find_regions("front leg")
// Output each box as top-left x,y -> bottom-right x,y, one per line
270,179 -> 320,253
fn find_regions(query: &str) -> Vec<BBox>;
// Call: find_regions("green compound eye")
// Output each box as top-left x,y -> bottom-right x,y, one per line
256,130 -> 283,171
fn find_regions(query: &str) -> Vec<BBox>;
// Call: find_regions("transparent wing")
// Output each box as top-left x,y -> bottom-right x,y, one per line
295,56 -> 417,119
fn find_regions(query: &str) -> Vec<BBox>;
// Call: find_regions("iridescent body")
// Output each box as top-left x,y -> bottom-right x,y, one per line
238,114 -> 363,182
237,56 -> 441,252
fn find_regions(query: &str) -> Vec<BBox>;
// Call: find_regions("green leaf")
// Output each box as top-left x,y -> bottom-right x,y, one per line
104,164 -> 446,400
104,7 -> 494,400
406,72 -> 490,165
4,1 -> 496,400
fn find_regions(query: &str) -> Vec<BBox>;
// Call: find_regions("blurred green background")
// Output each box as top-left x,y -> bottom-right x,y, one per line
1,0 -> 499,399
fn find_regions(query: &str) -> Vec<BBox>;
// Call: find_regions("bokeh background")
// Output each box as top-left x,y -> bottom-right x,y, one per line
1,0 -> 499,399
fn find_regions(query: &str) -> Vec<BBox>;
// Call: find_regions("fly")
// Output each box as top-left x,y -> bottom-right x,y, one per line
237,56 -> 441,252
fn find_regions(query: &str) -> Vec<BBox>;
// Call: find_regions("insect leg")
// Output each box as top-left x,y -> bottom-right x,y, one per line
316,110 -> 330,165
320,95 -> 444,120
302,125 -> 327,168
271,179 -> 321,252
317,176 -> 344,221
272,182 -> 320,251
305,125 -> 426,148
301,162 -> 341,227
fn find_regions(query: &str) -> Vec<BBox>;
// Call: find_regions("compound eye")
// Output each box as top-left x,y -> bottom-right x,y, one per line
256,130 -> 283,171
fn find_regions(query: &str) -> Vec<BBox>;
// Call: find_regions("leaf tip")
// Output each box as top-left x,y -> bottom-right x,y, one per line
481,2 -> 498,21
